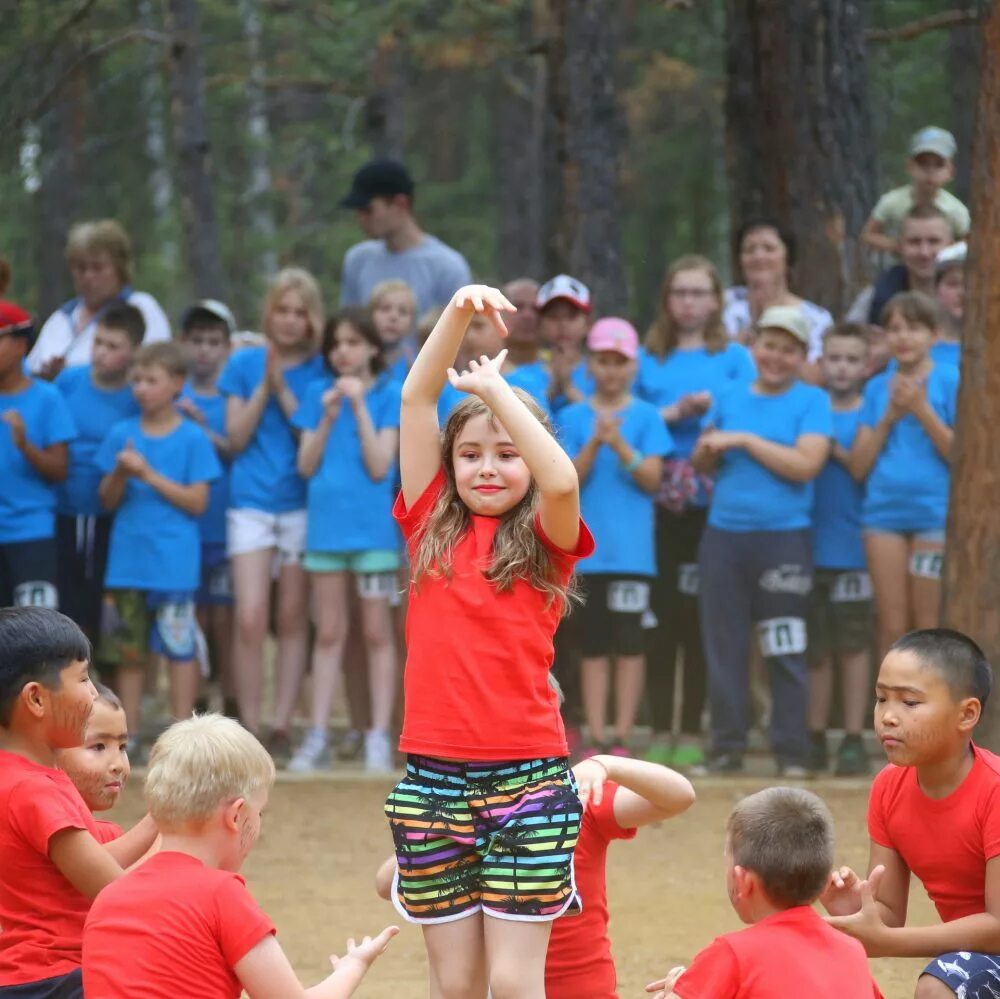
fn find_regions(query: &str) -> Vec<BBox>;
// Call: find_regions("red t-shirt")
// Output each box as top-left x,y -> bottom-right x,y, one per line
83,851 -> 275,999
673,906 -> 884,999
545,782 -> 637,999
0,748 -> 101,986
868,743 -> 1000,922
93,819 -> 124,844
394,471 -> 594,760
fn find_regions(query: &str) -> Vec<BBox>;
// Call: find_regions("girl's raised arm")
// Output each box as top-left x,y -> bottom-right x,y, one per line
399,286 -> 513,508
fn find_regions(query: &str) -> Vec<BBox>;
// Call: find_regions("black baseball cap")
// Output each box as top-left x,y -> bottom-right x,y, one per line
339,159 -> 415,209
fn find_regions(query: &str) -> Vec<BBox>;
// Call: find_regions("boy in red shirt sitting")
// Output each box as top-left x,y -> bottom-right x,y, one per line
648,786 -> 884,998
823,629 -> 1000,998
83,714 -> 398,999
0,607 -> 155,999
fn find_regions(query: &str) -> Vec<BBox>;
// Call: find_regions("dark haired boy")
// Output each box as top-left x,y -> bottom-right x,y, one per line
824,629 -> 1000,998
649,786 -> 883,998
0,607 -> 155,998
0,302 -> 77,611
95,341 -> 220,750
53,303 -> 144,643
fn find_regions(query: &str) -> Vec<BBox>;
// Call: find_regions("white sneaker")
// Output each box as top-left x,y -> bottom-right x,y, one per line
287,728 -> 329,773
364,729 -> 394,773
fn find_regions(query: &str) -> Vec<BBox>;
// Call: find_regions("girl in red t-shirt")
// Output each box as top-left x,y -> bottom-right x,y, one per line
386,285 -> 597,998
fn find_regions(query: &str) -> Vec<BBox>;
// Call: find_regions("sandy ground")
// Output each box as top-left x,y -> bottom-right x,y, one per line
112,773 -> 935,998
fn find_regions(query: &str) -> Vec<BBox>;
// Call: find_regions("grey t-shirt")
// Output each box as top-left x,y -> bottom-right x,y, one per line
339,234 -> 472,315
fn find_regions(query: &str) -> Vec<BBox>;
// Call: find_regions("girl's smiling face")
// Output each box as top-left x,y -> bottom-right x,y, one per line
451,412 -> 532,517
56,700 -> 130,812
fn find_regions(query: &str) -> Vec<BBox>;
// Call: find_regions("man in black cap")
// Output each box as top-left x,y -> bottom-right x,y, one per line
339,158 -> 472,316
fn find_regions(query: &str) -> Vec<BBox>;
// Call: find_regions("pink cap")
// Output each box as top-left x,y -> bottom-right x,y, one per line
586,317 -> 639,360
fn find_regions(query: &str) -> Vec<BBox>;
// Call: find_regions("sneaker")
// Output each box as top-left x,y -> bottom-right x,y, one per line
336,728 -> 364,761
607,744 -> 631,758
692,752 -> 744,777
808,731 -> 829,773
776,761 -> 810,779
364,729 -> 394,773
266,729 -> 292,766
287,728 -> 330,773
835,734 -> 870,777
670,743 -> 706,770
643,742 -> 674,766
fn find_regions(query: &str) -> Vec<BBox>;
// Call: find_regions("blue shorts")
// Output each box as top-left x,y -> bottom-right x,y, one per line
197,541 -> 233,606
922,952 -> 1000,997
98,589 -> 198,665
0,969 -> 83,998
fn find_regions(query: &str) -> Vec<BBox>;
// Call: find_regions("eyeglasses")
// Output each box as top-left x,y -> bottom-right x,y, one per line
668,288 -> 715,299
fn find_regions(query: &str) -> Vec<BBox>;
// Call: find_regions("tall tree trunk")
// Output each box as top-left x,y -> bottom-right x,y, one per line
724,0 -> 876,313
942,0 -> 1000,750
948,0 -> 988,204
544,0 -> 627,314
495,1 -> 546,281
364,29 -> 408,159
165,0 -> 227,299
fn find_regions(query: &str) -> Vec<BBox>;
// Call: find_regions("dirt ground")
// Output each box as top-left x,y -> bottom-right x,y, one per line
114,775 -> 934,998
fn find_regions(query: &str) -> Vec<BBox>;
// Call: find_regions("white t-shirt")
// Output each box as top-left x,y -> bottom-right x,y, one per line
28,289 -> 171,373
723,286 -> 833,363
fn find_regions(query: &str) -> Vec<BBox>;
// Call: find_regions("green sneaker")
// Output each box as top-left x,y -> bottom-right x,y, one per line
670,744 -> 706,769
643,743 -> 674,765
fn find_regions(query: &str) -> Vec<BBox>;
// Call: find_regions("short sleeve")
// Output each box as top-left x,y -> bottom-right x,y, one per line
185,426 -> 223,485
800,388 -> 833,438
8,776 -> 93,854
954,202 -> 971,237
638,406 -> 674,457
339,251 -> 361,307
38,386 -> 77,447
867,766 -> 893,848
374,381 -> 402,430
393,469 -> 445,542
93,820 -> 124,844
214,874 -> 276,968
870,191 -> 895,223
555,406 -> 587,457
860,378 -> 883,430
218,350 -> 253,400
727,344 -> 756,383
129,292 -> 172,344
942,367 -> 959,426
534,515 -> 595,569
673,938 -> 740,999
587,782 -> 638,845
291,382 -> 324,432
95,422 -> 127,474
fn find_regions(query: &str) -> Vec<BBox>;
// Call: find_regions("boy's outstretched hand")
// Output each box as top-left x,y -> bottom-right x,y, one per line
329,925 -> 399,972
826,865 -> 891,956
447,351 -> 509,398
645,965 -> 686,998
819,864 -> 864,916
452,285 -> 516,338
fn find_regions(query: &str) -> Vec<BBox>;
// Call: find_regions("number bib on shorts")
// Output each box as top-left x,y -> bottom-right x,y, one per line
607,580 -> 650,614
910,551 -> 944,580
757,616 -> 808,657
830,571 -> 873,603
677,562 -> 700,596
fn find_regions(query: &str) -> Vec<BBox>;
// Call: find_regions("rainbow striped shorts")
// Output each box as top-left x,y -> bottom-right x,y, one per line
385,754 -> 583,923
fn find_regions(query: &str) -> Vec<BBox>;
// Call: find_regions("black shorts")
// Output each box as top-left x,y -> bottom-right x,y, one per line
0,969 -> 83,999
0,538 -> 59,609
578,573 -> 651,657
807,569 -> 874,665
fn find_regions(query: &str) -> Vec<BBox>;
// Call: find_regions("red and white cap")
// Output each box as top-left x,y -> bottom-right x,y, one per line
0,301 -> 34,338
586,317 -> 639,360
536,274 -> 592,313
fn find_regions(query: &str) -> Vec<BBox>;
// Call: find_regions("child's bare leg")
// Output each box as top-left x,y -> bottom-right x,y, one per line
581,656 -> 610,746
613,653 -> 645,744
272,562 -> 310,732
360,594 -> 397,733
808,655 -> 833,732
423,915 -> 488,999
865,532 -> 910,658
231,549 -> 273,733
484,916 -> 551,999
117,664 -> 145,736
210,604 -> 235,700
169,658 -> 199,720
841,648 -> 871,734
909,537 -> 944,632
308,572 -> 349,731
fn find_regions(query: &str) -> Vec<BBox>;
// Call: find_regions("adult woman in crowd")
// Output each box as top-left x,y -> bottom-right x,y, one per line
723,218 -> 833,368
28,219 -> 170,379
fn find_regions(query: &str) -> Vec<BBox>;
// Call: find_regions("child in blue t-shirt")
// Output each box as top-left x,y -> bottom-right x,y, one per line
370,279 -> 418,383
537,274 -> 595,413
635,254 -> 755,770
290,308 -> 402,773
54,303 -> 143,643
807,325 -> 874,778
217,268 -> 326,753
177,300 -> 237,718
0,302 -> 77,610
849,291 -> 957,660
96,341 -> 220,750
558,319 -> 672,756
692,306 -> 832,777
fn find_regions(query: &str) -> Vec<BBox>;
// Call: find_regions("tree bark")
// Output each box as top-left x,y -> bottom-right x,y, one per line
164,0 -> 227,299
544,0 -> 627,314
947,0 -> 988,204
364,29 -> 408,159
942,0 -> 1000,750
724,0 -> 876,314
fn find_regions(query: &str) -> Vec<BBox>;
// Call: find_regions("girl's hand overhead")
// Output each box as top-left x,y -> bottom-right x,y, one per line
447,351 -> 509,399
452,285 -> 516,339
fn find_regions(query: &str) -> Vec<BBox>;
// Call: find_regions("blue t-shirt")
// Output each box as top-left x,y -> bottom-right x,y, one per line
54,366 -> 139,517
558,398 -> 674,576
217,347 -> 326,513
932,341 -> 960,368
813,406 -> 866,570
0,380 -> 77,543
550,361 -> 595,414
860,365 -> 958,532
438,371 -> 553,423
635,343 -> 756,458
179,384 -> 230,545
95,418 -> 221,591
293,375 -> 402,553
708,381 -> 833,533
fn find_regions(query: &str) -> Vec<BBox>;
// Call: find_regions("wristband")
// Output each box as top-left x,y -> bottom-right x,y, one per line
623,450 -> 644,472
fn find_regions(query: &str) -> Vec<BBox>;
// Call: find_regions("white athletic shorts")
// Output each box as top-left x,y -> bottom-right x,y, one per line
227,508 -> 307,567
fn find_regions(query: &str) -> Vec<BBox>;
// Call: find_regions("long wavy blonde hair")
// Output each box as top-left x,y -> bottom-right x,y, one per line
410,390 -> 577,612
645,254 -> 727,360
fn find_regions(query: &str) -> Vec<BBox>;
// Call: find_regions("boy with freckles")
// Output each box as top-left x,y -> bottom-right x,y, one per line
822,629 -> 1000,998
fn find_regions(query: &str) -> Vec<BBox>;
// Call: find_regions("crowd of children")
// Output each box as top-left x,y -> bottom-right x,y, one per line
0,124 -> 990,997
